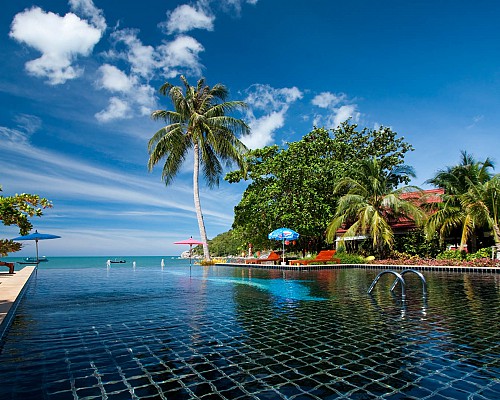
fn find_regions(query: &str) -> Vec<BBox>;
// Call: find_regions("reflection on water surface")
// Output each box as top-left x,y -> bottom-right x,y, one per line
0,261 -> 499,399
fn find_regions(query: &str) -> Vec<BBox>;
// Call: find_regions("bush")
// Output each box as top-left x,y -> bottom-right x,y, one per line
436,249 -> 466,261
393,230 -> 443,258
336,252 -> 367,264
466,247 -> 492,260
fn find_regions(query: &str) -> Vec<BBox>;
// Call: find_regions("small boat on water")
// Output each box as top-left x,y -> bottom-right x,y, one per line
18,256 -> 49,264
109,259 -> 126,264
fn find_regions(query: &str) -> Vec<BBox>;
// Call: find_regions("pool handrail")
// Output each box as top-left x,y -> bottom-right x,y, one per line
368,270 -> 406,300
390,268 -> 427,296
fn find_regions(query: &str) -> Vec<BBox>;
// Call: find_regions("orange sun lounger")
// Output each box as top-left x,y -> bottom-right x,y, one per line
289,250 -> 340,265
245,251 -> 281,265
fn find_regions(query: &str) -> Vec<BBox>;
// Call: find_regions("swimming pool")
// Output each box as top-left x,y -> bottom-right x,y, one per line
0,260 -> 499,399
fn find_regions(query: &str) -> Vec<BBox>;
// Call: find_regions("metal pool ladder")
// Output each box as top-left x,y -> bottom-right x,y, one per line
368,269 -> 427,300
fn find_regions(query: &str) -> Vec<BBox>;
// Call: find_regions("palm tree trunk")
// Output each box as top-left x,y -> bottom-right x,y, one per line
492,223 -> 500,247
193,143 -> 211,260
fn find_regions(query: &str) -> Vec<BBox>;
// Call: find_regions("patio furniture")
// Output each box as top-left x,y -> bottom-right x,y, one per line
289,250 -> 340,265
0,261 -> 15,274
245,251 -> 281,265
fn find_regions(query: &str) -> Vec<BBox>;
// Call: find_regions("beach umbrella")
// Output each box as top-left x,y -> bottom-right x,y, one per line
12,230 -> 61,266
174,236 -> 206,273
268,228 -> 299,264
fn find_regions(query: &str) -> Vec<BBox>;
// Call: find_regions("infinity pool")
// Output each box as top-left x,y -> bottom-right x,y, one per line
0,261 -> 499,399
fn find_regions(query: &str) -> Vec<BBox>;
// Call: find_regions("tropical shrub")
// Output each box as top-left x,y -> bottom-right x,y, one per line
393,230 -> 443,258
336,252 -> 366,264
436,249 -> 466,261
466,247 -> 493,260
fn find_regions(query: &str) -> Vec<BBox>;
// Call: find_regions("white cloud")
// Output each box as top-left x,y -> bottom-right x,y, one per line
312,92 -> 345,108
466,114 -> 484,130
9,7 -> 103,85
163,4 -> 214,34
95,97 -> 131,122
332,104 -> 360,127
0,114 -> 42,144
245,84 -> 302,111
69,0 -> 107,31
108,29 -> 156,79
241,111 -> 285,149
241,84 -> 303,148
0,127 -> 30,144
13,114 -> 42,134
134,85 -> 157,116
311,90 -> 360,128
157,35 -> 205,78
98,64 -> 135,92
218,0 -> 258,14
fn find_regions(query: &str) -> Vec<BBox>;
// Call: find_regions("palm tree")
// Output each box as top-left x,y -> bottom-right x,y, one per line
148,76 -> 250,260
326,158 -> 425,256
458,175 -> 500,249
425,151 -> 495,251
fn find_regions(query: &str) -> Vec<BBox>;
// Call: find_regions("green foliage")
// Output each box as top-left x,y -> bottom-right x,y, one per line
393,230 -> 444,258
436,249 -> 467,261
335,251 -> 366,264
425,151 -> 498,250
466,247 -> 493,261
436,247 -> 493,262
0,185 -> 52,256
148,75 -> 249,260
326,157 -> 424,258
207,229 -> 247,256
227,122 -> 414,252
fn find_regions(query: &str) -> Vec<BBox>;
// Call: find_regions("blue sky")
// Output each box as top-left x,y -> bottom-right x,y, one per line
1,0 -> 499,257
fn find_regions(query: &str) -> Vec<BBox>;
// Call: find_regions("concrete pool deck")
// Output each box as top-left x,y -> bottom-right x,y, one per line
0,266 -> 36,337
217,262 -> 500,273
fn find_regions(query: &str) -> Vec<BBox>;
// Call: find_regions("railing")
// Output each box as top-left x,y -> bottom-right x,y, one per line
368,270 -> 406,300
368,268 -> 427,301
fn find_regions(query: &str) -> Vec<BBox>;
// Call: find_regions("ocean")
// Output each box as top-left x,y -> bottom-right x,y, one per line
4,255 -> 191,270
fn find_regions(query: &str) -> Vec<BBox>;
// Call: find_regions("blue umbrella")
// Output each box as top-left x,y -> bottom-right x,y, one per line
268,228 -> 299,263
12,230 -> 61,265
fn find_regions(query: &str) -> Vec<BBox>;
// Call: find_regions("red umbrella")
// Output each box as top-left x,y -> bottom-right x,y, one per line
174,236 -> 206,271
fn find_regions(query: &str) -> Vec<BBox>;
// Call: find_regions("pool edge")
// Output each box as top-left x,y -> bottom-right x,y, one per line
0,266 -> 37,343
215,262 -> 500,273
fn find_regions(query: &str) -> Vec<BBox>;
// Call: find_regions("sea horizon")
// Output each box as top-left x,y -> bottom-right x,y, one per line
1,255 -> 193,269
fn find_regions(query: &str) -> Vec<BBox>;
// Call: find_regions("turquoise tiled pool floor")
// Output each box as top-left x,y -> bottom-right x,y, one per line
0,265 -> 499,399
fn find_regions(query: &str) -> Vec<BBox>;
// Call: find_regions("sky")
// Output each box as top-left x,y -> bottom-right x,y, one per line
1,0 -> 499,257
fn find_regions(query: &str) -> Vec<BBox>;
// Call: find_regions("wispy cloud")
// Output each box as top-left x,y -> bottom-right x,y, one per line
68,0 -> 106,31
466,114 -> 484,130
95,97 -> 132,122
311,91 -> 360,128
0,116 -> 236,230
216,0 -> 258,15
311,92 -> 345,108
241,84 -> 303,148
157,35 -> 205,78
98,30 -> 204,122
9,5 -> 104,85
106,29 -> 157,80
162,4 -> 214,34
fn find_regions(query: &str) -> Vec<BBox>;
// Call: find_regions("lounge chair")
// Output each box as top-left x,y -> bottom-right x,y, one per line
0,261 -> 15,274
289,250 -> 340,265
245,251 -> 281,265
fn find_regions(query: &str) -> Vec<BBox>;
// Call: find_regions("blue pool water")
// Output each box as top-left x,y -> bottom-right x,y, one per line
0,257 -> 499,399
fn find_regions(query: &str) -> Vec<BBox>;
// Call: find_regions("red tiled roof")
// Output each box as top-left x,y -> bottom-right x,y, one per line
336,189 -> 444,235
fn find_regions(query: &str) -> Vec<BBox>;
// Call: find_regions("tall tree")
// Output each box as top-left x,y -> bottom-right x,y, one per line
461,174 -> 500,249
425,151 -> 495,250
326,157 -> 425,257
227,124 -> 414,252
0,185 -> 52,256
148,76 -> 249,259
